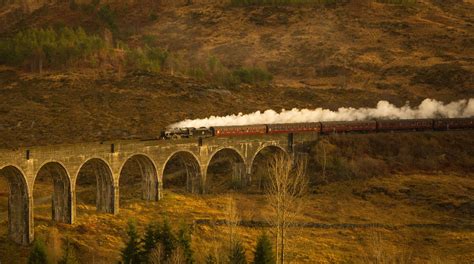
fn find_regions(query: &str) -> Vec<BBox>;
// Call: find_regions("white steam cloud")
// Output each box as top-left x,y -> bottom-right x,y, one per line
170,98 -> 474,128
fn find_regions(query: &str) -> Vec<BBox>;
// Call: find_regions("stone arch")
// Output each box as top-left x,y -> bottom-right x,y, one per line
34,162 -> 72,224
249,145 -> 288,175
205,147 -> 247,193
75,158 -> 115,214
248,145 -> 288,192
0,165 -> 32,245
162,151 -> 202,194
119,154 -> 159,202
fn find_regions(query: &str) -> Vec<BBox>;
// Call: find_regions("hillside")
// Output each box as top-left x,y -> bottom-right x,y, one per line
0,0 -> 473,148
0,1 -> 473,263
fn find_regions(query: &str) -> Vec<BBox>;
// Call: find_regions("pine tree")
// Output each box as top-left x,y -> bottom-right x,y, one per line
121,220 -> 143,264
229,240 -> 247,264
160,219 -> 177,262
28,239 -> 49,264
59,237 -> 79,264
177,223 -> 194,264
142,222 -> 158,256
253,233 -> 275,264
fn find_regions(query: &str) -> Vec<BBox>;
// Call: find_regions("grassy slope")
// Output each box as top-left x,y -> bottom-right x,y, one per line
0,1 -> 473,149
1,173 -> 473,263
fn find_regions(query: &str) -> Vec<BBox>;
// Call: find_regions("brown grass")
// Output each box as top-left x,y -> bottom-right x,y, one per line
1,173 -> 473,263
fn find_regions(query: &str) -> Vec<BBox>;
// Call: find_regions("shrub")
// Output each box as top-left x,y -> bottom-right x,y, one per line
28,239 -> 49,264
126,46 -> 168,73
58,238 -> 79,264
232,67 -> 273,85
229,240 -> 247,264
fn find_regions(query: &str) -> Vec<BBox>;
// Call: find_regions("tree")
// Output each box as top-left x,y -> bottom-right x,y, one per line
28,239 -> 49,264
177,223 -> 194,263
59,237 -> 79,264
253,233 -> 275,264
121,220 -> 143,264
228,240 -> 247,264
143,221 -> 160,259
160,218 -> 177,262
265,153 -> 308,264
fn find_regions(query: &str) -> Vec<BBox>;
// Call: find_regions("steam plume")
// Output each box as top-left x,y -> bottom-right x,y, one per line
170,98 -> 474,128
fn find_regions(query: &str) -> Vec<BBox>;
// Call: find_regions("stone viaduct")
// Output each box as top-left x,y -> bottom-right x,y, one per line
0,133 -> 316,245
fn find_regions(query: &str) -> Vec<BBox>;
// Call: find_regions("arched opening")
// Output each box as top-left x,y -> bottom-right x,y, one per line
119,155 -> 159,206
249,146 -> 288,193
162,151 -> 201,194
75,159 -> 114,215
206,148 -> 246,194
34,162 -> 72,224
0,166 -> 31,245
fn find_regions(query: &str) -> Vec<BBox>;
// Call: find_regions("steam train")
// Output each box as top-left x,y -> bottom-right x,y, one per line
160,118 -> 474,140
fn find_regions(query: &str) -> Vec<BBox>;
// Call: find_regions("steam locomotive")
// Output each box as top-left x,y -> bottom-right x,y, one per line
160,118 -> 474,140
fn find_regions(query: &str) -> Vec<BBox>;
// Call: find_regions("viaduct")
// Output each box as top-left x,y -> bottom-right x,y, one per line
0,133 -> 314,245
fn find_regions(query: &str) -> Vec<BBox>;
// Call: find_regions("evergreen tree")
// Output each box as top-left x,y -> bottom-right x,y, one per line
142,221 -> 161,262
59,237 -> 79,264
177,223 -> 194,264
253,233 -> 275,264
121,220 -> 143,264
28,239 -> 49,264
160,219 -> 177,262
229,240 -> 247,264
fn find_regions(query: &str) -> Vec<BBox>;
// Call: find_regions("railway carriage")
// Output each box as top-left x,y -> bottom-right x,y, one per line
433,118 -> 474,130
267,122 -> 321,134
376,119 -> 433,132
212,125 -> 267,137
321,121 -> 377,134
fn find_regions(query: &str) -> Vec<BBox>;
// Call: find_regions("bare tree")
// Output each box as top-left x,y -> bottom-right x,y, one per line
225,195 -> 240,252
265,153 -> 309,264
315,139 -> 330,184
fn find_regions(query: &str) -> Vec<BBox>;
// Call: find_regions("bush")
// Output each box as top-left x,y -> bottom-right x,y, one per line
28,239 -> 49,264
58,238 -> 79,264
229,240 -> 247,264
126,46 -> 166,73
232,67 -> 273,85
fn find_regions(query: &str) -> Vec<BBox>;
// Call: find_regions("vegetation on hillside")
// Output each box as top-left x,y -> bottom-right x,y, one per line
0,27 -> 104,73
0,27 -> 272,86
307,132 -> 474,184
